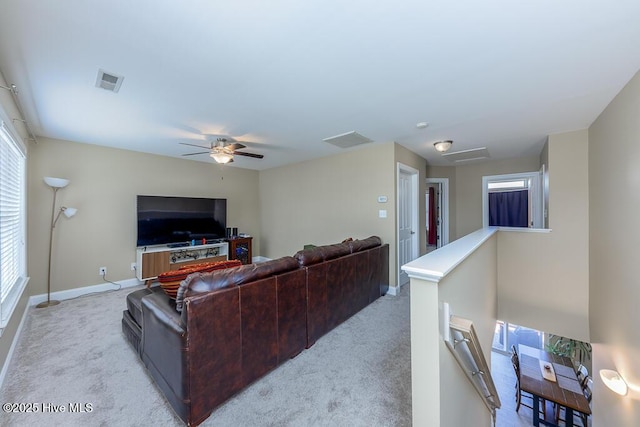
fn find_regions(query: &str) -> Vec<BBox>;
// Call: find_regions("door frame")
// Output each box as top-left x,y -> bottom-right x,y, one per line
425,177 -> 449,247
396,163 -> 419,293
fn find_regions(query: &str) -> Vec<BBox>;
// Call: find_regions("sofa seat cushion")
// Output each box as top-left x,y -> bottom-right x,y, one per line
126,286 -> 163,327
158,259 -> 242,299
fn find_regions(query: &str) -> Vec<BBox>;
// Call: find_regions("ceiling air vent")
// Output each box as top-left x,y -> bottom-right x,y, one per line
323,131 -> 373,149
95,69 -> 124,93
442,147 -> 490,163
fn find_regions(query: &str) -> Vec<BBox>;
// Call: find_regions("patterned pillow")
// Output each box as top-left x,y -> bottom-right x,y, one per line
157,259 -> 242,299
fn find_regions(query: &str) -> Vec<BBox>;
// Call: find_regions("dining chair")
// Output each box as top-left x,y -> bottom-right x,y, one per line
511,345 -> 546,418
580,377 -> 593,425
576,364 -> 589,387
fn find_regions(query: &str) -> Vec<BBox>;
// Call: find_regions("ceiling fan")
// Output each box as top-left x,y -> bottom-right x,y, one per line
180,138 -> 264,164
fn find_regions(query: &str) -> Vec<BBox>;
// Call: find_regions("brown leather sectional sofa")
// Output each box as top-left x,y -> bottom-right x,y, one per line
121,236 -> 389,426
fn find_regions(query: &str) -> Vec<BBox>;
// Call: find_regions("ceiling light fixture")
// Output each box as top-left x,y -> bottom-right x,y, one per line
210,152 -> 233,164
600,369 -> 628,396
434,140 -> 453,153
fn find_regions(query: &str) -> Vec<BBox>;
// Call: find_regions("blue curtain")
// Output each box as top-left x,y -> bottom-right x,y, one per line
489,190 -> 529,227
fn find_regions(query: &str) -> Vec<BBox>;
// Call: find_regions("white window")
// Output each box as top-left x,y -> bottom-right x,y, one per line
482,171 -> 545,229
0,119 -> 28,331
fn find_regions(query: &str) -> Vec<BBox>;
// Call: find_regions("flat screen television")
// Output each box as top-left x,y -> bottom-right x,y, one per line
136,195 -> 227,247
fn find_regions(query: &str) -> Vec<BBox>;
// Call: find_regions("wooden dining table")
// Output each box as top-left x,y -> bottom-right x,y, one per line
518,344 -> 591,427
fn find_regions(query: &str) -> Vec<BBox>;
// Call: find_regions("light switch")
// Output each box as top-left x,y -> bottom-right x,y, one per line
379,209 -> 387,218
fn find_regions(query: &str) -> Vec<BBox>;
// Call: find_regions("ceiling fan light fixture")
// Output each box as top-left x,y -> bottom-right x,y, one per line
434,140 -> 453,153
210,152 -> 233,164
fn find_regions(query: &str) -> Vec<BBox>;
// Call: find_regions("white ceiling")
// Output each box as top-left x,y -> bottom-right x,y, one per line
1,0 -> 639,170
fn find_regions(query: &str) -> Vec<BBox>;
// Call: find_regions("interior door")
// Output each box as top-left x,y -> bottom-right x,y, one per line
398,169 -> 416,286
427,187 -> 437,246
436,183 -> 443,248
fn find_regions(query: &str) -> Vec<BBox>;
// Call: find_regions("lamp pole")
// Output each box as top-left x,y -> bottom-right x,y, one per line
37,186 -> 61,308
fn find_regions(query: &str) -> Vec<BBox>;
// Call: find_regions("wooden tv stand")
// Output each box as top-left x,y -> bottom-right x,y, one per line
228,236 -> 253,265
136,242 -> 229,281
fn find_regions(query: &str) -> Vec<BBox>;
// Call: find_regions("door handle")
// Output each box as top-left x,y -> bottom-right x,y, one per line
410,231 -> 416,235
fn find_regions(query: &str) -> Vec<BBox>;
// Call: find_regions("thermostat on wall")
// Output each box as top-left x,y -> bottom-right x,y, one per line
377,196 -> 388,203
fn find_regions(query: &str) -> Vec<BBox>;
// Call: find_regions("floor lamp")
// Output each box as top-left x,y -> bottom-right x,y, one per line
37,176 -> 77,309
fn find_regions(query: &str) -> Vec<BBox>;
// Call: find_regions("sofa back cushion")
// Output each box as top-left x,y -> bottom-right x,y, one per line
293,242 -> 351,266
159,260 -> 242,299
349,235 -> 382,253
321,243 -> 351,260
294,246 -> 325,266
176,256 -> 299,312
294,236 -> 381,267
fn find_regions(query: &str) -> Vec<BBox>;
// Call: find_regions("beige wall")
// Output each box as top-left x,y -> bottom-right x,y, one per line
410,232 -> 498,426
260,142 -> 428,288
28,138 -> 260,295
438,234 -> 497,427
428,156 -> 541,241
259,142 -> 395,258
589,69 -> 640,425
497,130 -> 590,342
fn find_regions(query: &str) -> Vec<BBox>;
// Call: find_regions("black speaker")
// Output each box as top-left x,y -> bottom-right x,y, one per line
232,227 -> 238,237
226,228 -> 232,238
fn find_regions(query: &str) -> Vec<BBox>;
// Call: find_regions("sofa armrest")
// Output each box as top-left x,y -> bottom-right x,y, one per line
140,291 -> 189,416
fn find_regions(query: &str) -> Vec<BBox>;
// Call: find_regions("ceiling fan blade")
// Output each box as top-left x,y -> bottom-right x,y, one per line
181,151 -> 210,156
179,142 -> 211,149
234,151 -> 264,159
226,142 -> 246,151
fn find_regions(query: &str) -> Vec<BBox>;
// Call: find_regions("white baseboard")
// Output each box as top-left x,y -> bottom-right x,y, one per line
0,300 -> 30,390
386,286 -> 398,296
252,256 -> 272,263
28,277 -> 143,307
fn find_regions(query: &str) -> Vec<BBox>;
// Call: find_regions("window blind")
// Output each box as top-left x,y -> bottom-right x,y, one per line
0,121 -> 26,317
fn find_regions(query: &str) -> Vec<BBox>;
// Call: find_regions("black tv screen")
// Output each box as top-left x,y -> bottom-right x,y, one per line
136,195 -> 227,246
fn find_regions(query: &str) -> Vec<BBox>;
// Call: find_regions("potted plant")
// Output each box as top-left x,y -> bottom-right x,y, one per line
545,334 -> 592,367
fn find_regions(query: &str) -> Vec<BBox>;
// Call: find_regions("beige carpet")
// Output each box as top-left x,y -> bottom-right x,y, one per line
0,284 -> 411,426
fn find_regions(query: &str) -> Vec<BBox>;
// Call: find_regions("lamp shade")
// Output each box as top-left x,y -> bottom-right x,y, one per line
600,369 -> 628,396
63,207 -> 78,218
211,152 -> 233,164
434,140 -> 453,153
44,176 -> 70,188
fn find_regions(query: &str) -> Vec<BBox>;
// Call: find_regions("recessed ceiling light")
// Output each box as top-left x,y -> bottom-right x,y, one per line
416,122 -> 429,129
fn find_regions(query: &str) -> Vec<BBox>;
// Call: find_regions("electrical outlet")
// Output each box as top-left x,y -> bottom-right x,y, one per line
99,266 -> 107,276
130,262 -> 137,271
